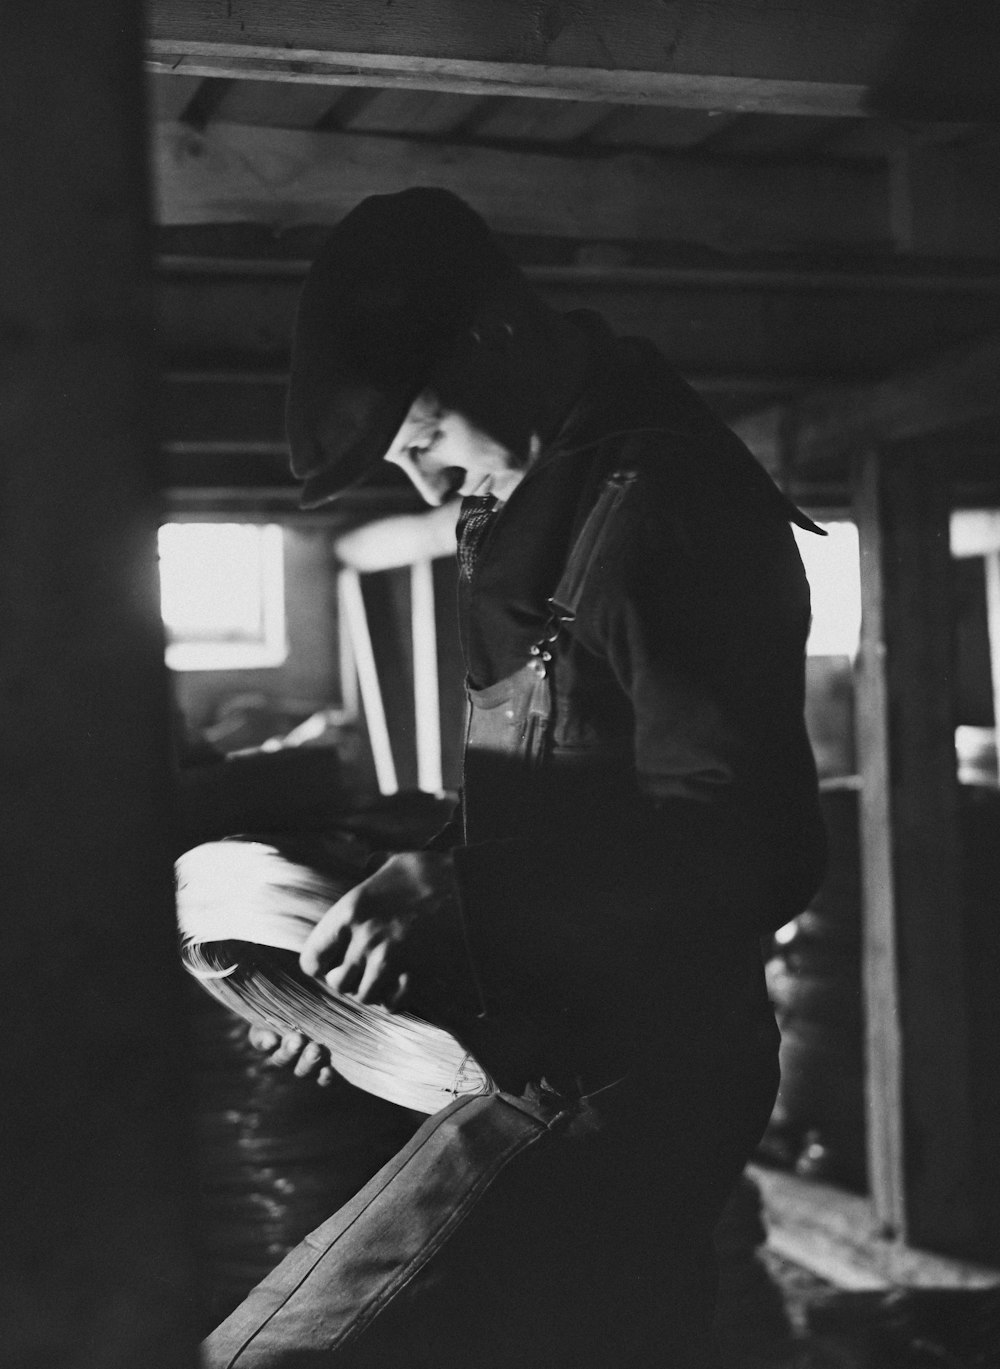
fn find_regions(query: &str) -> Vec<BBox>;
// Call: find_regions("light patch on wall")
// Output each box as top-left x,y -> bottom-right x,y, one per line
794,521 -> 862,657
159,522 -> 287,671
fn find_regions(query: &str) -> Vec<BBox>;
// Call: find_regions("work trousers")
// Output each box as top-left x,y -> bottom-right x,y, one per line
202,1004 -> 779,1369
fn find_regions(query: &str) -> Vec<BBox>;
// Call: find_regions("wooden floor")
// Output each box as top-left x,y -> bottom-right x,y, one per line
734,1250 -> 1000,1368
716,1175 -> 1000,1368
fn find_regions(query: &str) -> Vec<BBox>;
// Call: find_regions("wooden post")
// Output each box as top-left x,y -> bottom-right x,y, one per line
854,448 -> 976,1256
411,558 -> 443,794
984,552 -> 1000,779
0,3 -> 198,1364
338,569 -> 399,795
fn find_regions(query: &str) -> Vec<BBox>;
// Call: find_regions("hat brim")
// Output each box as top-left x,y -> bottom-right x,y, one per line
295,380 -> 420,509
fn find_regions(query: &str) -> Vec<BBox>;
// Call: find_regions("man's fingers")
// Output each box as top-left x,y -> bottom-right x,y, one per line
248,1026 -> 280,1052
387,972 -> 411,1014
292,1040 -> 325,1079
322,956 -> 363,998
354,946 -> 396,1007
266,1031 -> 306,1066
247,1028 -> 335,1085
317,933 -> 407,1009
300,895 -> 355,978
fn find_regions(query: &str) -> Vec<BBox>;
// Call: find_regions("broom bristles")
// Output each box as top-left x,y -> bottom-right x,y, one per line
176,840 -> 493,1115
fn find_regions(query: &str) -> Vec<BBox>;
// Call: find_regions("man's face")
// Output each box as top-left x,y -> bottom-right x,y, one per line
384,390 -> 529,506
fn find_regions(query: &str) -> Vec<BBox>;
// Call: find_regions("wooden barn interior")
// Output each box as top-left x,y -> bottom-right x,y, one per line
4,3 -> 1000,1365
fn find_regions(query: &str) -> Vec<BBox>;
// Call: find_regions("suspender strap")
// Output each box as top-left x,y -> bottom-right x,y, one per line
547,466 -> 639,626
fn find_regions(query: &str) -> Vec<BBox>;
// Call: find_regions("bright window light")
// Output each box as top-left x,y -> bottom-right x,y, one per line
159,522 -> 287,671
793,520 -> 862,657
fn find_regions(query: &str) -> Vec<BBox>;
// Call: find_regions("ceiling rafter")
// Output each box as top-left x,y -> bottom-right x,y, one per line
146,48 -> 870,118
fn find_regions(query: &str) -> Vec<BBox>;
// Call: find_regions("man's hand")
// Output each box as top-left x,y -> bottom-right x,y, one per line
245,852 -> 468,1084
247,1026 -> 338,1086
299,850 -> 466,1012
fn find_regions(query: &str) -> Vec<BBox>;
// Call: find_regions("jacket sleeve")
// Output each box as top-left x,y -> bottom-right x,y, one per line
451,449 -> 826,1020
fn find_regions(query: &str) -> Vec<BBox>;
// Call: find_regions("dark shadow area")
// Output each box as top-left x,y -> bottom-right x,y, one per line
868,0 -> 1000,119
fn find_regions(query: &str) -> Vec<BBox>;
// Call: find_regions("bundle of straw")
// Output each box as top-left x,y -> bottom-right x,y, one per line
176,839 -> 494,1115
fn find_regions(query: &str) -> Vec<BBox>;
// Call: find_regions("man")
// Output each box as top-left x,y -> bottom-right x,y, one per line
220,186 -> 826,1367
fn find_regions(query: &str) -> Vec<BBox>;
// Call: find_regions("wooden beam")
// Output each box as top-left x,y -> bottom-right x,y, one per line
1,0 -> 198,1363
146,47 -> 869,118
732,333 -> 1000,469
853,449 -> 978,1257
156,251 -> 1000,296
152,121 -> 889,252
142,0 -> 996,118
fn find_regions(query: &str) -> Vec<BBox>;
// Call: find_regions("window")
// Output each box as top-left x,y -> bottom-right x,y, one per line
158,522 -> 287,671
793,520 -> 862,657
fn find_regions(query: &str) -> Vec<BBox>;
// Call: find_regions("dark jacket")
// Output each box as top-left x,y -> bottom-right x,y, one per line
443,313 -> 826,1083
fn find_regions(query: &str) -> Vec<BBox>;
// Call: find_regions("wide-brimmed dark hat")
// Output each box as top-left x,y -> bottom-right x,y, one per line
286,188 -> 516,507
